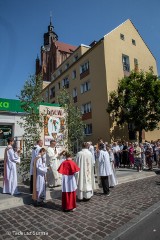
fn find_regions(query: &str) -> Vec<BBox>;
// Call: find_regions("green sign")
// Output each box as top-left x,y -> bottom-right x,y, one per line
0,98 -> 59,113
0,98 -> 25,113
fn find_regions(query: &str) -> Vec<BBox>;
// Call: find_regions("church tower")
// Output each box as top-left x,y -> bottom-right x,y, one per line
43,15 -> 58,46
35,16 -> 77,84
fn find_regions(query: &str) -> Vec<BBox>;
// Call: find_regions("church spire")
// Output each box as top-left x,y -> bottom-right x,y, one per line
50,11 -> 52,25
48,11 -> 53,32
43,14 -> 58,46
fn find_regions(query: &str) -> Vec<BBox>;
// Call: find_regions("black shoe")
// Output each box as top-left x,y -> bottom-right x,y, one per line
83,198 -> 91,201
104,192 -> 110,196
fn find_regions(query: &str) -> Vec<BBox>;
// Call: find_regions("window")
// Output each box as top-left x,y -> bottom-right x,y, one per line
65,63 -> 69,69
120,33 -> 125,40
84,124 -> 92,135
72,70 -> 76,79
80,61 -> 89,74
81,102 -> 91,114
74,55 -> 78,62
81,81 -> 91,93
62,77 -> 69,88
73,88 -> 78,103
132,39 -> 136,46
50,86 -> 55,98
73,88 -> 77,97
58,69 -> 62,75
122,55 -> 130,72
134,58 -> 139,71
0,125 -> 12,146
58,82 -> 61,89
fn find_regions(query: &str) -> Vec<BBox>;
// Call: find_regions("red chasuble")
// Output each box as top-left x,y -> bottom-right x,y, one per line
58,159 -> 80,211
58,159 -> 80,175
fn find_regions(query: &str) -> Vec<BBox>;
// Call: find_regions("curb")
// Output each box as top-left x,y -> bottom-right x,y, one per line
0,187 -> 62,211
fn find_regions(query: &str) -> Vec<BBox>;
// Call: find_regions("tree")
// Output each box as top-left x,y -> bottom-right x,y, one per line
107,68 -> 160,143
17,74 -> 44,175
57,88 -> 84,152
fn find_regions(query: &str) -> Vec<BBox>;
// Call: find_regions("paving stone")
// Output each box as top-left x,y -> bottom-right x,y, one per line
82,230 -> 92,237
68,237 -> 78,240
91,233 -> 103,239
1,176 -> 160,239
75,232 -> 85,238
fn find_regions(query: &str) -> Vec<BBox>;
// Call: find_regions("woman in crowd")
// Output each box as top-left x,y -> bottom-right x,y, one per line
128,142 -> 134,168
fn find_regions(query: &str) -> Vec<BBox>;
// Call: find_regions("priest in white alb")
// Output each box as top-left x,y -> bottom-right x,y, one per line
75,142 -> 95,200
98,143 -> 113,196
3,137 -> 21,195
46,140 -> 61,187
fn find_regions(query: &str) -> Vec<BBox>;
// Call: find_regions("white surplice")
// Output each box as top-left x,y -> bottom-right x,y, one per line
36,157 -> 48,201
75,149 -> 95,200
89,145 -> 95,165
61,175 -> 77,192
108,151 -> 118,187
46,147 -> 61,186
3,146 -> 20,195
30,145 -> 41,176
98,150 -> 112,176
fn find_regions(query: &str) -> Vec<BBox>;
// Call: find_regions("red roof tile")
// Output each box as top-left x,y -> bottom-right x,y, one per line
55,41 -> 77,53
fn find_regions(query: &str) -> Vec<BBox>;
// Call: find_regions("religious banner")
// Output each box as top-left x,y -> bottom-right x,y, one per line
39,105 -> 67,148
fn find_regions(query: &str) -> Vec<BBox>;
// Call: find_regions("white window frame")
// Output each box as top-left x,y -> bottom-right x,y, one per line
80,61 -> 89,74
62,77 -> 69,87
81,81 -> 91,93
81,102 -> 91,114
122,54 -> 130,72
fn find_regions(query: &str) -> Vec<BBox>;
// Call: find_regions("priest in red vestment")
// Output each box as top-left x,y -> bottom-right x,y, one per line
57,152 -> 80,211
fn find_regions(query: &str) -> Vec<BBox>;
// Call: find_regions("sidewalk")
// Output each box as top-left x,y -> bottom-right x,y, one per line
0,167 -> 156,211
0,174 -> 160,240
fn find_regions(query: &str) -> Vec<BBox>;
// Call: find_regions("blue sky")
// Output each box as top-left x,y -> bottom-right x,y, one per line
0,0 -> 160,100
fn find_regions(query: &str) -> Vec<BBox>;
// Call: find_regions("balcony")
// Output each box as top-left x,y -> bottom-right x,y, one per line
80,69 -> 90,80
82,112 -> 92,120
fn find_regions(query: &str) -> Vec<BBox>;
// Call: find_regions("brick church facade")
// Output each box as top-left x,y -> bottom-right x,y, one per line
36,17 -> 77,82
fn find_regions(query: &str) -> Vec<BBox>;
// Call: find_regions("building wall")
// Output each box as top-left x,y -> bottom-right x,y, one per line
104,19 -> 157,93
145,125 -> 160,141
103,19 -> 158,141
41,20 -> 159,144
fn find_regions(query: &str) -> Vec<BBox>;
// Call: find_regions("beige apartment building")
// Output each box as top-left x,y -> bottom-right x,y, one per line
41,19 -> 158,144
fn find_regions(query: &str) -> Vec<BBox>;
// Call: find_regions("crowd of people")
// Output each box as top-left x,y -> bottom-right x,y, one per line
96,139 -> 160,172
2,137 -> 160,212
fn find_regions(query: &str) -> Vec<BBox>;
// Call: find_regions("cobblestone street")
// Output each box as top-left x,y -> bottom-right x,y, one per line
0,175 -> 160,240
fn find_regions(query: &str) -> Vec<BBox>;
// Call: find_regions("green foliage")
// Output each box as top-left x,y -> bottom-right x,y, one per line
57,88 -> 84,152
107,68 -> 160,142
17,74 -> 44,174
